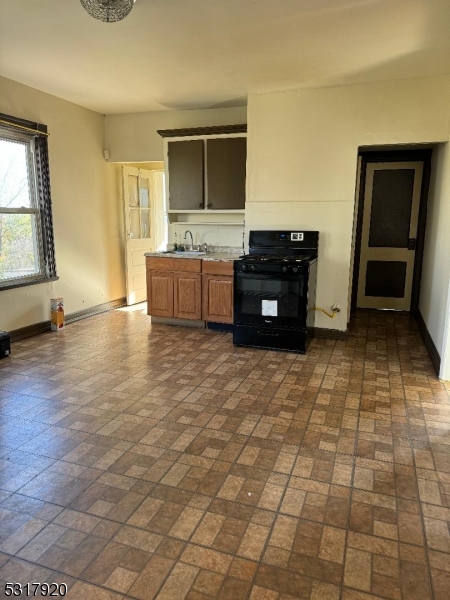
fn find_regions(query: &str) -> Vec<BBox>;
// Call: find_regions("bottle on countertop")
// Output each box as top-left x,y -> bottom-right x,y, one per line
173,232 -> 178,251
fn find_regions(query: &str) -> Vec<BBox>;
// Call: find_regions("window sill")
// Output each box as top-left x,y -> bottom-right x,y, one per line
0,275 -> 59,292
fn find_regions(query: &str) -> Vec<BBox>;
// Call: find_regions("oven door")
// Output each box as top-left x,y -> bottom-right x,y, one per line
234,271 -> 307,329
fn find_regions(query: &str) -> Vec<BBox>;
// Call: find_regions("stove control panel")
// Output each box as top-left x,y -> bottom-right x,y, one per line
236,262 -> 307,274
274,232 -> 305,241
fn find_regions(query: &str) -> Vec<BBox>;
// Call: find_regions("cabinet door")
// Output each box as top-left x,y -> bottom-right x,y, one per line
168,140 -> 204,210
202,275 -> 234,323
147,271 -> 174,317
174,273 -> 202,320
206,138 -> 246,209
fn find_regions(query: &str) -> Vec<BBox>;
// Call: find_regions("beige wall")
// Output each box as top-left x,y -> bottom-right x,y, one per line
441,286 -> 450,380
419,143 -> 450,359
0,76 -> 125,331
105,106 -> 247,162
246,75 -> 450,331
4,70 -> 449,356
124,162 -> 164,171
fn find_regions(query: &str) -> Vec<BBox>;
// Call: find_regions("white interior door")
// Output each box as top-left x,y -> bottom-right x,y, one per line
123,166 -> 158,305
357,161 -> 423,311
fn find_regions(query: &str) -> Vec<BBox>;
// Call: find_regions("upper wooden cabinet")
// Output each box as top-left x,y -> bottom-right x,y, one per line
206,138 -> 246,210
166,134 -> 246,212
167,140 -> 204,210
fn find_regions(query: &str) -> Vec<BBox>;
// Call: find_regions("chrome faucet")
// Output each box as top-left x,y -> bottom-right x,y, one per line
184,230 -> 194,249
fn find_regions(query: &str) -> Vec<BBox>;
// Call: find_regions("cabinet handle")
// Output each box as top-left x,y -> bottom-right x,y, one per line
207,203 -> 213,209
198,202 -> 203,209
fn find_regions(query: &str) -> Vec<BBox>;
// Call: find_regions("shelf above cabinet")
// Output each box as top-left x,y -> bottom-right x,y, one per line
170,221 -> 244,226
158,124 -> 247,138
167,209 -> 245,214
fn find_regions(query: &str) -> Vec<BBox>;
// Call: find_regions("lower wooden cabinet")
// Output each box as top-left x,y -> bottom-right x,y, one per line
146,256 -> 234,323
147,271 -> 174,317
202,259 -> 234,324
202,275 -> 233,323
174,273 -> 202,319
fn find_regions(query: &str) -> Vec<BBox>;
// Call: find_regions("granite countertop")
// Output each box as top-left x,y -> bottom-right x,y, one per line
203,252 -> 239,262
145,247 -> 241,263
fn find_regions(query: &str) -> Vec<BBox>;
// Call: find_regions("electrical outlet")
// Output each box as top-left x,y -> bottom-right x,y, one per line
331,303 -> 341,313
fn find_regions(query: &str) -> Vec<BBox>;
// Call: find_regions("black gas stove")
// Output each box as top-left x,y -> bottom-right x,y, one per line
233,230 -> 319,353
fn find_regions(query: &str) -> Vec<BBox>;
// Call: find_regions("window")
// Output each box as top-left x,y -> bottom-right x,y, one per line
0,113 -> 57,290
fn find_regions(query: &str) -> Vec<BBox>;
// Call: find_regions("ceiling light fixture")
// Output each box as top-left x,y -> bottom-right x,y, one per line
80,0 -> 135,23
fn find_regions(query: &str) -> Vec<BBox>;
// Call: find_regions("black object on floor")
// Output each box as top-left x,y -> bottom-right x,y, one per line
0,331 -> 11,359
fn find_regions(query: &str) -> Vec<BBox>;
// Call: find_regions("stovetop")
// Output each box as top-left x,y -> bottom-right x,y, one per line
239,253 -> 315,263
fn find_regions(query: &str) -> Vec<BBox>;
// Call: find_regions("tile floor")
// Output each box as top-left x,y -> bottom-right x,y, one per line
0,307 -> 449,599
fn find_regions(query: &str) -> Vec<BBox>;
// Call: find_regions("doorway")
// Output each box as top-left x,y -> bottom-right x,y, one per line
351,149 -> 432,315
121,163 -> 165,306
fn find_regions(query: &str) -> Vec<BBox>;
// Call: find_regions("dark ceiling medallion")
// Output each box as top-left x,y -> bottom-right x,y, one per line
80,0 -> 135,23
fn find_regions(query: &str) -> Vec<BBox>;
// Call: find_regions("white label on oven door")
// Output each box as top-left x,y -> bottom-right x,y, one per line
262,300 -> 278,317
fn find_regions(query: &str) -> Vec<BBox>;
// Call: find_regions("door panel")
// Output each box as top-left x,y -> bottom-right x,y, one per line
147,271 -> 173,317
168,140 -> 204,210
365,260 -> 407,298
202,275 -> 233,323
131,272 -> 146,296
174,273 -> 202,320
368,169 -> 415,248
206,137 -> 246,209
357,161 -> 423,311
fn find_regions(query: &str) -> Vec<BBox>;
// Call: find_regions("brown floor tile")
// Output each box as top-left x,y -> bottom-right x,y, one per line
254,563 -> 314,598
192,569 -> 225,596
0,308 -> 447,598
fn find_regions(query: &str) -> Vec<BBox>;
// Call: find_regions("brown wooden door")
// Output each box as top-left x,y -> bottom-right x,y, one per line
202,275 -> 233,323
147,271 -> 174,317
174,273 -> 202,319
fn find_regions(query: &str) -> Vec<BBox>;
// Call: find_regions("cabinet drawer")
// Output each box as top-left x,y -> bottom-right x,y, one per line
146,257 -> 202,273
202,260 -> 234,276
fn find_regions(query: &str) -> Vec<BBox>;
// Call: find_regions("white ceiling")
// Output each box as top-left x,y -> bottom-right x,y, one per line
1,0 -> 450,114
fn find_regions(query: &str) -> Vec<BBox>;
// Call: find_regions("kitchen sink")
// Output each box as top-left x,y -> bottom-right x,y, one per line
160,251 -> 206,256
174,251 -> 206,256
